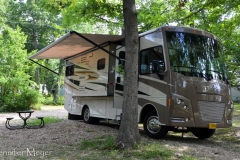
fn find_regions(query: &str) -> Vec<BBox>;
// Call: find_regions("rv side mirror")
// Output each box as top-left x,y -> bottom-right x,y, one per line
152,60 -> 165,73
159,62 -> 165,73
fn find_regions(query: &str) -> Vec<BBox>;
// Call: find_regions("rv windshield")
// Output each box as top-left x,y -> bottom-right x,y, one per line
166,31 -> 227,81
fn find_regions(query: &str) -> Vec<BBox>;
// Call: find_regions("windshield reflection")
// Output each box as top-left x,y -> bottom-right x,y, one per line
166,31 -> 227,81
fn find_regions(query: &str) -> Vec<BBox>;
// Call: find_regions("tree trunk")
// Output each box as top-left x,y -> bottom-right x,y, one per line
35,67 -> 39,84
116,0 -> 140,148
53,59 -> 64,102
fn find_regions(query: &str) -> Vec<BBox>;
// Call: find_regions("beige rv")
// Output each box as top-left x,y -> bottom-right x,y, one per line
30,26 -> 233,139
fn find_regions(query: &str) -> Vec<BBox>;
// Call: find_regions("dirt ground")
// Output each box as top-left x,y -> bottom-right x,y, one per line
0,106 -> 240,160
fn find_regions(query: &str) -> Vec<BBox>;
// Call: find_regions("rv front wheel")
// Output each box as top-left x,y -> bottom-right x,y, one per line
143,111 -> 168,139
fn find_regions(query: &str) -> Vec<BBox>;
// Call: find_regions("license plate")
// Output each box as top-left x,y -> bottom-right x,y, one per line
209,123 -> 217,129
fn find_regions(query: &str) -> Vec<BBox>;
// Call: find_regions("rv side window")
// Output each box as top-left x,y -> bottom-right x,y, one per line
65,63 -> 74,76
97,58 -> 105,70
140,46 -> 165,74
119,51 -> 125,66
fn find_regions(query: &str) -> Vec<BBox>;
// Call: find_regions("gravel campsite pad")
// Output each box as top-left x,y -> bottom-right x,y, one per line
0,106 -> 240,159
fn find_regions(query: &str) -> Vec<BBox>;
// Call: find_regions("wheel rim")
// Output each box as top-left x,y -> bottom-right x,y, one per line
147,115 -> 161,133
84,108 -> 90,121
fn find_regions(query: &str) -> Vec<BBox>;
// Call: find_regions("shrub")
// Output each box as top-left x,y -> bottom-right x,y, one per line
41,95 -> 65,105
0,88 -> 40,112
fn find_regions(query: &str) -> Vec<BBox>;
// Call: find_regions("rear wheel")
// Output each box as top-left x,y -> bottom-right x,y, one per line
143,111 -> 168,139
191,128 -> 215,139
83,107 -> 100,124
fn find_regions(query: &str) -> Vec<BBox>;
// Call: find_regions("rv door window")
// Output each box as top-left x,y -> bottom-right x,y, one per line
97,58 -> 106,70
65,64 -> 74,76
140,46 -> 165,74
119,51 -> 125,66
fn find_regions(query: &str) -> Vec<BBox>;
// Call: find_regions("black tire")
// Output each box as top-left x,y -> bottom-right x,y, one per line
191,128 -> 215,139
82,107 -> 99,124
143,111 -> 168,139
68,113 -> 83,120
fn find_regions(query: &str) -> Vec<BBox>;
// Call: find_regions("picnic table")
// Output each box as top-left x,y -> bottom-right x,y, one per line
5,110 -> 44,130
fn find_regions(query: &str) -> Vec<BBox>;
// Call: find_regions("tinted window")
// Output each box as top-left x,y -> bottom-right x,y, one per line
119,51 -> 125,66
97,58 -> 105,70
65,61 -> 74,76
140,46 -> 165,74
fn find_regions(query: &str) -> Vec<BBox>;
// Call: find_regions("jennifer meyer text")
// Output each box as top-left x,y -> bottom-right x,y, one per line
0,148 -> 51,158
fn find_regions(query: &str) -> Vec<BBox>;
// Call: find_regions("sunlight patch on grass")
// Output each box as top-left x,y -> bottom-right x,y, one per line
213,128 -> 238,142
234,104 -> 240,111
27,116 -> 63,125
233,104 -> 240,116
233,119 -> 240,127
78,135 -> 195,160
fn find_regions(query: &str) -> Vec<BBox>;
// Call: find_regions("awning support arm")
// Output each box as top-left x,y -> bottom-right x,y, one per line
29,59 -> 59,75
71,31 -> 120,60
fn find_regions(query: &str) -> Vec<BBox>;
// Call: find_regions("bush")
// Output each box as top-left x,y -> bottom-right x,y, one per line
41,95 -> 65,106
0,88 -> 40,112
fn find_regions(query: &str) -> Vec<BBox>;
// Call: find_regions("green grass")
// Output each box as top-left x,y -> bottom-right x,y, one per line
233,103 -> 240,127
233,119 -> 240,127
211,102 -> 240,142
213,127 -> 239,141
234,103 -> 240,110
77,135 -> 195,160
233,103 -> 240,116
31,103 -> 42,110
26,116 -> 63,126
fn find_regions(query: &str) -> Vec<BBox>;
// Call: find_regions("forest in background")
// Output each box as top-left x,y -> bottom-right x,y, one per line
0,0 -> 239,111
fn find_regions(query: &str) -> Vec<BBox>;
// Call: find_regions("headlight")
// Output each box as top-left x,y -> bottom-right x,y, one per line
177,99 -> 183,104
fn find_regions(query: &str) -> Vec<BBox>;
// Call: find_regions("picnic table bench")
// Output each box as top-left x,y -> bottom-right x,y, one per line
5,110 -> 44,130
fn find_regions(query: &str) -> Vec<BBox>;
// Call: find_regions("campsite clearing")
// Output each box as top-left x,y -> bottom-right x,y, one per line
0,105 -> 240,160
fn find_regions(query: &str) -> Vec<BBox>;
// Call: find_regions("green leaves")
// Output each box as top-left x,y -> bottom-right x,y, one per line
0,27 -> 40,111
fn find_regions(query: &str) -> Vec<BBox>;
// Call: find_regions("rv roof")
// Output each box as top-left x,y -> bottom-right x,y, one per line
29,31 -> 124,59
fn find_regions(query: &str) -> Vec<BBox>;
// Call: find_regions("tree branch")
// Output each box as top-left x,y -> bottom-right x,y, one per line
93,14 -> 121,25
176,0 -> 216,22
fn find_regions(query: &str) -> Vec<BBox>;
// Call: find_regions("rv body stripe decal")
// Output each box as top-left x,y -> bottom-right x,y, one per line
65,78 -> 79,89
65,83 -> 78,90
69,79 -> 80,86
115,84 -> 150,96
139,75 -> 167,84
139,77 -> 167,93
88,82 -> 106,87
138,97 -> 167,107
140,75 -> 174,87
74,65 -> 89,70
115,92 -> 123,96
85,87 -> 97,91
138,91 -> 150,96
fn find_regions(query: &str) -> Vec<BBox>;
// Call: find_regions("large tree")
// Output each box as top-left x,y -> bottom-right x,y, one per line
115,0 -> 140,148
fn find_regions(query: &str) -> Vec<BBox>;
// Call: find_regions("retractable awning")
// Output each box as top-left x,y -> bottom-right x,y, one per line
29,31 -> 124,60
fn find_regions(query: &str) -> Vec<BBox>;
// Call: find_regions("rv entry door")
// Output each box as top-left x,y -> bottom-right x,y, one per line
114,46 -> 125,109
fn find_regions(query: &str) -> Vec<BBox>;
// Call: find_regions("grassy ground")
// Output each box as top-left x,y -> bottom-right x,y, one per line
3,104 -> 239,160
69,103 -> 240,160
26,116 -> 64,126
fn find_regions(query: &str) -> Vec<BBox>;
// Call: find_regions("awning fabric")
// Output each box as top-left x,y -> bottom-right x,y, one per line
29,31 -> 124,59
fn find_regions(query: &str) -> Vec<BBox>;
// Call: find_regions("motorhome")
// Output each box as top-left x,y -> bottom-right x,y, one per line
29,26 -> 233,139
